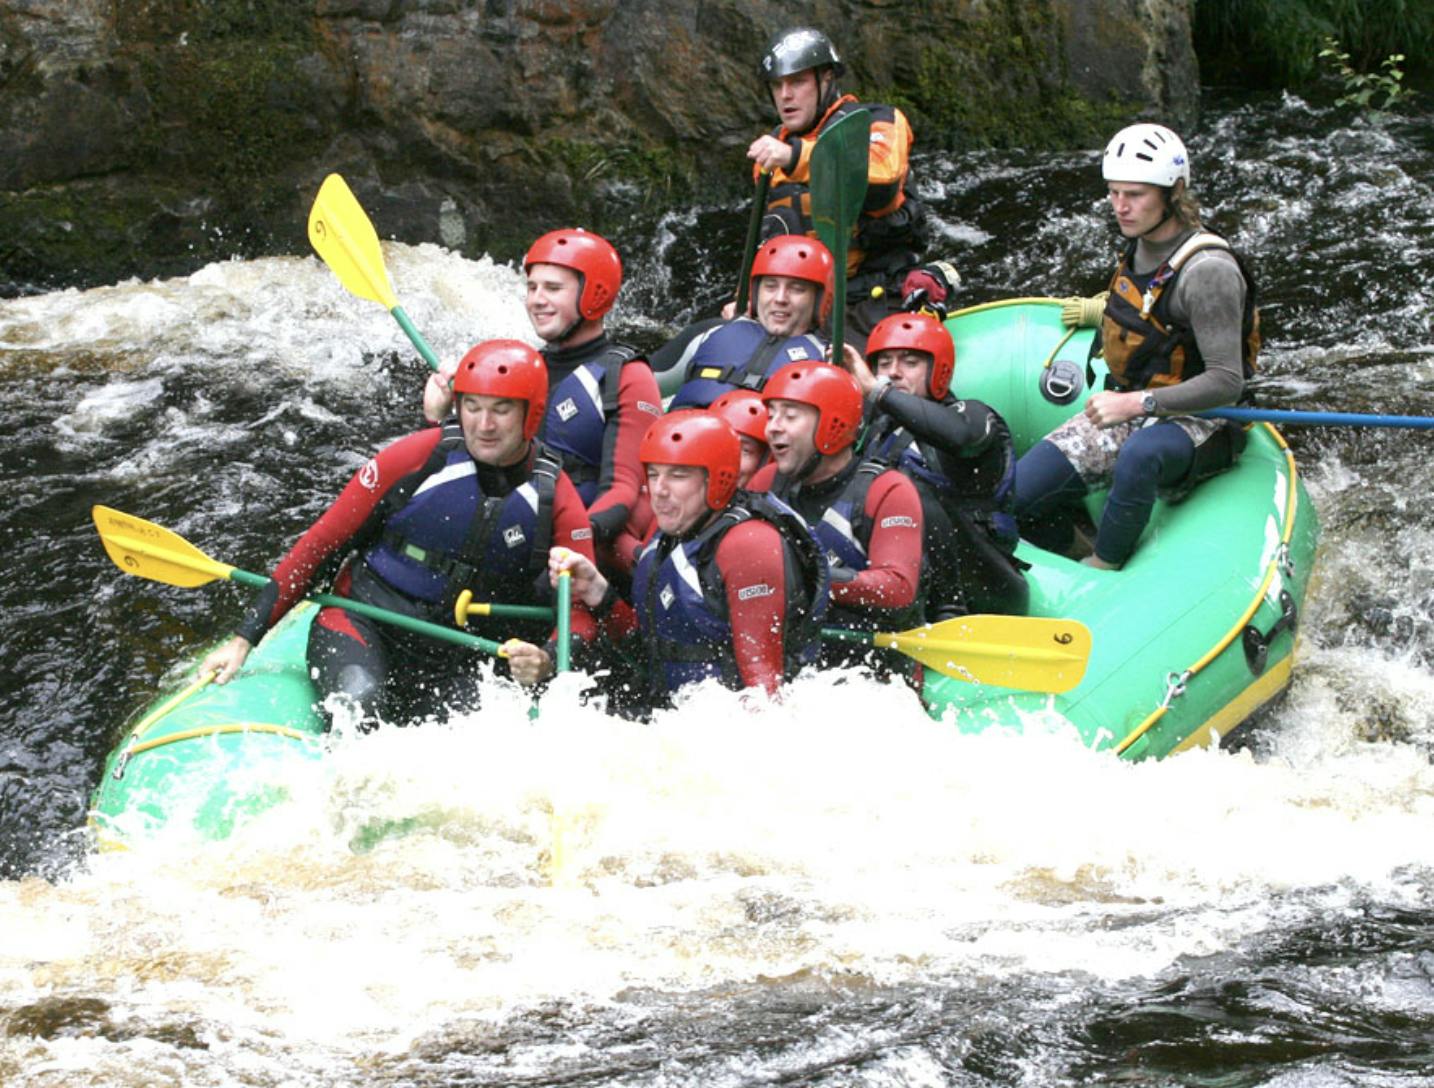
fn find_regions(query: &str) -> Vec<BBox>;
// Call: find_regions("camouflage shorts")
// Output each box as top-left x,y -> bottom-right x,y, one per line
1045,412 -> 1225,489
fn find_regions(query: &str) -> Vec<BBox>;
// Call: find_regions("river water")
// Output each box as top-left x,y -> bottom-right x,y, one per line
2,92 -> 1433,1085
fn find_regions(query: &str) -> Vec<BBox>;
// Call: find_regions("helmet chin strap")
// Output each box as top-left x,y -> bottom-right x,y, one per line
791,445 -> 825,484
554,313 -> 586,345
1140,184 -> 1181,239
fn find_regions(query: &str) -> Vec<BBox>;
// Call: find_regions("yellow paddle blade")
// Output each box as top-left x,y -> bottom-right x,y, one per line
308,173 -> 398,310
92,505 -> 234,589
874,613 -> 1092,694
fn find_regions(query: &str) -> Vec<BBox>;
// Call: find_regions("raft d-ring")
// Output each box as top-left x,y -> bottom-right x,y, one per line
1276,542 -> 1295,580
1161,670 -> 1191,709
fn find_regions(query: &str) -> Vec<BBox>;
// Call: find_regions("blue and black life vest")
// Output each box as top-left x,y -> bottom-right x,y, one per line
363,422 -> 561,623
668,318 -> 827,410
540,343 -> 641,505
864,409 -> 1019,548
775,457 -> 925,633
631,491 -> 829,698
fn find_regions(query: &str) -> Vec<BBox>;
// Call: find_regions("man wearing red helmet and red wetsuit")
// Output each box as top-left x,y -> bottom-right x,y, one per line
746,362 -> 926,674
508,411 -> 828,704
652,235 -> 833,409
425,228 -> 662,551
204,341 -> 598,727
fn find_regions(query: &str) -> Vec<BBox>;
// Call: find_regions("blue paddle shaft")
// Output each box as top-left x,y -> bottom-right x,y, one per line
1204,407 -> 1434,430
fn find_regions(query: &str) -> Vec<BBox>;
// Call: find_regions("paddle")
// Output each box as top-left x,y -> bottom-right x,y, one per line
1203,406 -> 1434,430
307,173 -> 442,373
455,581 -> 572,675
454,590 -> 556,624
735,170 -> 772,315
821,613 -> 1092,694
93,506 -> 504,658
809,107 -> 871,365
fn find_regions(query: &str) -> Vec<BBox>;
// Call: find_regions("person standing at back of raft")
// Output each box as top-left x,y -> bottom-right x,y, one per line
842,312 -> 1027,620
202,341 -> 600,726
746,26 -> 944,341
423,228 -> 662,551
747,363 -> 926,675
655,234 -> 833,409
1013,123 -> 1258,570
507,411 -> 829,703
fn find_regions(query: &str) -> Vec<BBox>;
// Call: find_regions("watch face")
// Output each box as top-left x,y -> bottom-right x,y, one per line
1143,394 -> 1157,413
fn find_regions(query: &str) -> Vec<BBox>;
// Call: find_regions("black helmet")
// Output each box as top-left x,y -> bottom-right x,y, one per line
759,27 -> 844,81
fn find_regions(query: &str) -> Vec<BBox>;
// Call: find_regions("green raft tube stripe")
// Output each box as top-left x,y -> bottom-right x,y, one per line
1116,422 -> 1302,755
108,670 -> 318,782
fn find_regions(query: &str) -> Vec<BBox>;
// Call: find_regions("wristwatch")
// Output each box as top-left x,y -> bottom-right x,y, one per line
1141,392 -> 1158,415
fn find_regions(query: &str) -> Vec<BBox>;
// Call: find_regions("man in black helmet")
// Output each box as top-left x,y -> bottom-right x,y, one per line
747,26 -> 942,340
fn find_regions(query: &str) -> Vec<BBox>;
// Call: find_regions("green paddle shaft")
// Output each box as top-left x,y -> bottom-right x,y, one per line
556,573 -> 572,673
392,305 -> 441,373
224,567 -> 502,656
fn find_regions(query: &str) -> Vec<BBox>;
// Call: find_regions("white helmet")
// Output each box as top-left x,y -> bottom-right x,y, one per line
1102,123 -> 1190,187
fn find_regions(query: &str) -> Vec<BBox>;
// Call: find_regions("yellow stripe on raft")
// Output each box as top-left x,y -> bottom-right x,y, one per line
1170,656 -> 1294,755
120,722 -> 318,760
1115,423 -> 1301,756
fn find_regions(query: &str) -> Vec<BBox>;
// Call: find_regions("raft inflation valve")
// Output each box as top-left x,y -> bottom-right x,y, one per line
1041,359 -> 1084,405
1242,590 -> 1298,675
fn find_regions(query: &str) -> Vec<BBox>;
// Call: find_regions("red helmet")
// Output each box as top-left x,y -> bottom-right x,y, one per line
708,389 -> 769,447
750,234 -> 835,325
761,362 -> 862,454
524,229 -> 622,320
865,312 -> 956,399
451,339 -> 548,440
639,409 -> 741,511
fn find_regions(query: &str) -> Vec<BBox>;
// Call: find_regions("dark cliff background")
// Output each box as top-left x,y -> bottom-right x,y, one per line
0,0 -> 1424,292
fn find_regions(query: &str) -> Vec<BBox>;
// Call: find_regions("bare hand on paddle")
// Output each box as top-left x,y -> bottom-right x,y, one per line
747,134 -> 794,173
549,547 -> 608,610
423,362 -> 458,423
503,640 -> 554,686
200,634 -> 252,685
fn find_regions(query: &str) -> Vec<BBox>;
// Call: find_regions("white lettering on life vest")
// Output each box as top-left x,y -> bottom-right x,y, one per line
637,400 -> 661,416
880,515 -> 916,529
503,526 -> 526,549
359,458 -> 380,491
786,346 -> 811,361
555,397 -> 579,422
659,584 -> 676,610
737,583 -> 774,601
570,527 -> 593,541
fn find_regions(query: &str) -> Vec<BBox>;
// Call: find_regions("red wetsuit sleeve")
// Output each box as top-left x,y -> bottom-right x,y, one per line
745,463 -> 777,492
237,428 -> 444,641
549,472 -> 598,646
609,490 -> 654,576
715,520 -> 790,695
587,361 -> 663,543
834,470 -> 923,610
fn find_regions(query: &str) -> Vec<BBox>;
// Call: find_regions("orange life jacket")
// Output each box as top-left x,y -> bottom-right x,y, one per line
1098,230 -> 1261,391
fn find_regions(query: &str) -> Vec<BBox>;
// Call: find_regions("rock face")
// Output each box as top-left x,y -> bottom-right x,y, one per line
0,0 -> 1198,290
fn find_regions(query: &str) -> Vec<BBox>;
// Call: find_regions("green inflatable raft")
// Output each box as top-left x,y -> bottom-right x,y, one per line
89,299 -> 1320,847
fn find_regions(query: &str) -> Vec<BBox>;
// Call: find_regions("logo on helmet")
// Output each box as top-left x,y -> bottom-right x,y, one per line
773,29 -> 822,61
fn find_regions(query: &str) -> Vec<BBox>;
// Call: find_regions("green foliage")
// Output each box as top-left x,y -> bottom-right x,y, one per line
1318,36 -> 1409,111
1195,0 -> 1432,88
